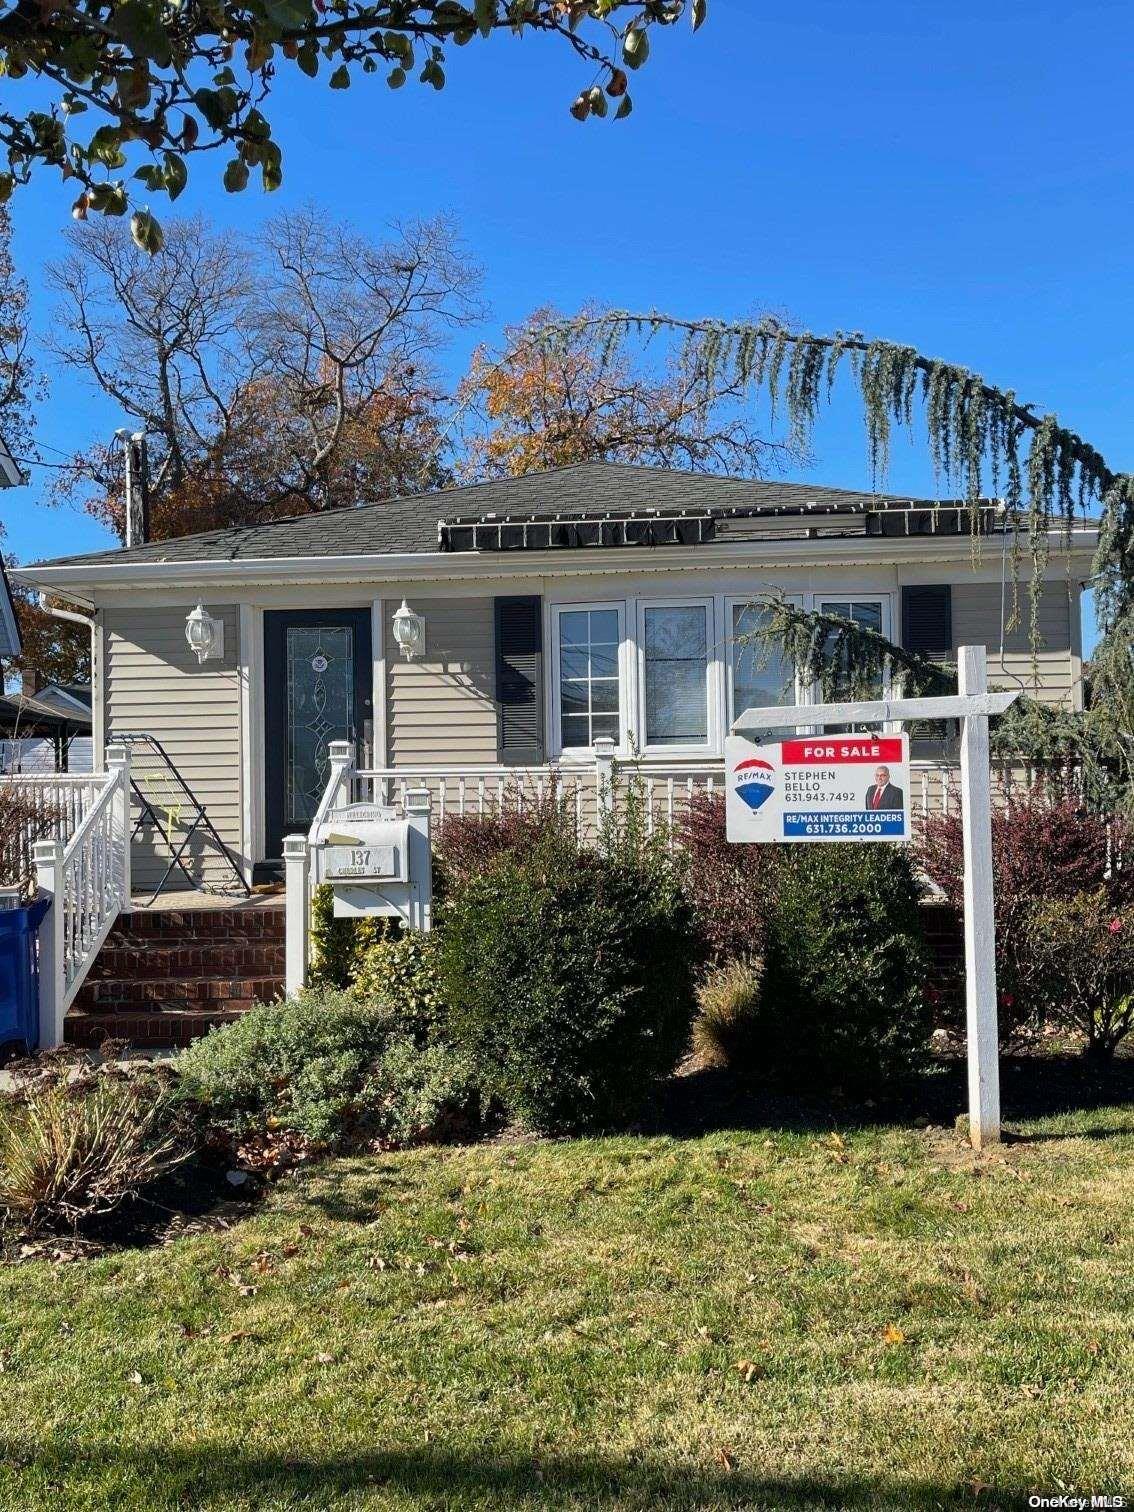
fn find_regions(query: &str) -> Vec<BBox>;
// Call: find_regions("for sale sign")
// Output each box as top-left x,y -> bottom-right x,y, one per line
724,732 -> 911,844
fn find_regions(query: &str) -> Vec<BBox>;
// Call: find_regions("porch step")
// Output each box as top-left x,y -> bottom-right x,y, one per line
66,1008 -> 248,1049
64,903 -> 287,1049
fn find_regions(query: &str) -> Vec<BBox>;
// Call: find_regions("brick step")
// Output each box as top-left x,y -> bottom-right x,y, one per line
86,941 -> 286,980
65,1008 -> 247,1049
111,906 -> 286,945
73,975 -> 285,1012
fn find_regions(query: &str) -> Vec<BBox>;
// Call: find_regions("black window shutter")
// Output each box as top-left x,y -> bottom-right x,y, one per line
495,595 -> 544,764
901,585 -> 952,655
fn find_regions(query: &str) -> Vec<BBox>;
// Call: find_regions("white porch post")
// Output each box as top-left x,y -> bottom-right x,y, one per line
957,644 -> 1001,1148
105,741 -> 132,909
33,838 -> 66,1049
593,736 -> 616,822
284,834 -> 309,997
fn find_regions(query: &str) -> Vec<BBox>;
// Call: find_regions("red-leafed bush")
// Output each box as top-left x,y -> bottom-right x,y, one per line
675,791 -> 775,963
917,796 -> 1134,1044
434,788 -> 581,894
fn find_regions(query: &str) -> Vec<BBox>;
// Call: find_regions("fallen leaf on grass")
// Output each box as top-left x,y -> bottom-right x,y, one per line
127,1370 -> 144,1386
735,1359 -> 766,1383
882,1324 -> 907,1346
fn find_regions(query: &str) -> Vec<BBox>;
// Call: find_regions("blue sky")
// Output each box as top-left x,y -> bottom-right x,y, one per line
2,0 -> 1129,650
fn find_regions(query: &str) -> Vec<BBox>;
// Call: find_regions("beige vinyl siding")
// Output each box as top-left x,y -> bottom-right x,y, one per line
951,581 -> 1078,707
385,597 -> 500,766
103,605 -> 242,893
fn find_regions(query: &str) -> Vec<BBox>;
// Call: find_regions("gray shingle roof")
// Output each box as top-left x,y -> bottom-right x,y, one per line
34,462 -> 937,569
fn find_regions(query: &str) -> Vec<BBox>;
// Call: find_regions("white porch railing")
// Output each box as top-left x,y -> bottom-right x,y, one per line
0,771 -> 107,888
311,741 -> 972,840
30,745 -> 132,1048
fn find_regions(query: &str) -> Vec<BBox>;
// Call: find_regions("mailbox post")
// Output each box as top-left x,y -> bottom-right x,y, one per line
285,787 -> 434,997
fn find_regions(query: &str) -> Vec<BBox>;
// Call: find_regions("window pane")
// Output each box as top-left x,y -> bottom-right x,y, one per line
731,603 -> 794,713
818,597 -> 885,731
560,611 -> 589,646
589,609 -> 619,645
645,605 -> 706,660
561,715 -> 591,748
590,678 -> 619,714
286,626 -> 353,829
644,605 -> 708,746
592,714 -> 619,741
819,599 -> 885,700
560,648 -> 588,681
560,681 -> 588,717
589,645 -> 618,678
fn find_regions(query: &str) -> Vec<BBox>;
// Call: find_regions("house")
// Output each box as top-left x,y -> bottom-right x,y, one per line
16,462 -> 1097,898
0,681 -> 93,773
0,560 -> 21,667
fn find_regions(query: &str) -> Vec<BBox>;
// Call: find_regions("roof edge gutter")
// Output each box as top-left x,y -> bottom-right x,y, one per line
12,527 -> 1102,594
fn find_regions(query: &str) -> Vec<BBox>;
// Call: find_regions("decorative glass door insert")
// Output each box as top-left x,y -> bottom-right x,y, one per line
285,625 -> 354,829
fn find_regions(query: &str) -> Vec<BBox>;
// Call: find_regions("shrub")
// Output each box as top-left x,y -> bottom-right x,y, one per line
363,1035 -> 477,1147
918,797 -> 1134,1041
757,845 -> 931,1094
435,787 -> 581,894
308,882 -> 384,990
692,957 -> 765,1069
175,986 -> 473,1148
439,838 -> 701,1132
1016,891 -> 1134,1061
349,928 -> 444,1035
0,1059 -> 190,1232
676,791 -> 775,963
176,989 -> 390,1145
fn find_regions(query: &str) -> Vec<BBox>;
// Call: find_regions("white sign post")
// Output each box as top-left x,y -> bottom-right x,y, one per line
729,643 -> 1016,1150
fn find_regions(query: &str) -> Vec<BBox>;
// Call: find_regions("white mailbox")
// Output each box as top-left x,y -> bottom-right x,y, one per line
310,794 -> 432,932
285,788 -> 434,995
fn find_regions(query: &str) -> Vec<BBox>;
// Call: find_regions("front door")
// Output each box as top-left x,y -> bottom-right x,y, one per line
263,609 -> 372,867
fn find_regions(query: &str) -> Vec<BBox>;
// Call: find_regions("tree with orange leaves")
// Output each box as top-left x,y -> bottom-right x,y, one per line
456,305 -> 799,482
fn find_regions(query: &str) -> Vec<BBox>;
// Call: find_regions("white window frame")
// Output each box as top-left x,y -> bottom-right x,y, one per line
725,590 -> 896,732
725,591 -> 805,731
634,595 -> 719,758
812,593 -> 895,730
549,600 -> 629,760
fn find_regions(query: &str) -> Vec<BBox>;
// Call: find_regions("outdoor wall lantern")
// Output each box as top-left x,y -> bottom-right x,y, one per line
392,599 -> 426,661
184,604 -> 224,665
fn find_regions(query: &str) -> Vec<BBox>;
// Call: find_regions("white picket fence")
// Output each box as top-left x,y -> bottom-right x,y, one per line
0,746 -> 132,1048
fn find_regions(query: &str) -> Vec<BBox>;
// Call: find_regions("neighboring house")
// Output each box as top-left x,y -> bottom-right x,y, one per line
0,560 -> 21,666
16,462 -> 1097,895
0,681 -> 93,773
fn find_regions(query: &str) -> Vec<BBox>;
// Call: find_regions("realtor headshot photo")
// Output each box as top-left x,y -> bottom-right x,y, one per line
865,765 -> 905,811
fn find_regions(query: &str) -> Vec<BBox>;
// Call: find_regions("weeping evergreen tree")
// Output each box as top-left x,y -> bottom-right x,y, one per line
528,312 -> 1134,809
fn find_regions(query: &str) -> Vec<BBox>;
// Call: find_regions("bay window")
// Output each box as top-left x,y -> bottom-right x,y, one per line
549,591 -> 894,757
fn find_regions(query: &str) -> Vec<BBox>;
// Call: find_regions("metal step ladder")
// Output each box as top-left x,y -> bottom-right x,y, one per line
109,731 -> 251,904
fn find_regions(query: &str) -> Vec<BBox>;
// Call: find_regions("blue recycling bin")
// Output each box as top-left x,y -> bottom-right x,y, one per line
0,895 -> 51,1056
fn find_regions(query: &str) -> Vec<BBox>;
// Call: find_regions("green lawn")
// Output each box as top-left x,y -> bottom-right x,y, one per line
2,1105 -> 1134,1510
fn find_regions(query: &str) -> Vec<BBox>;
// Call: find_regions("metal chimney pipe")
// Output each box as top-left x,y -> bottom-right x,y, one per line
117,428 -> 150,547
